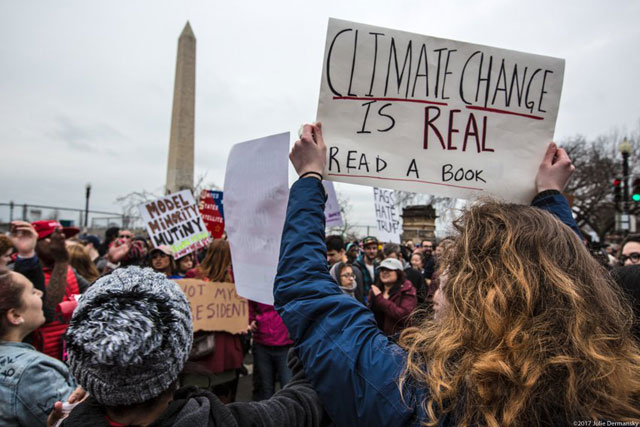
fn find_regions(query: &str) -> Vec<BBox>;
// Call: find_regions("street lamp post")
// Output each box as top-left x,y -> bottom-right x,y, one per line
619,138 -> 632,234
84,183 -> 91,228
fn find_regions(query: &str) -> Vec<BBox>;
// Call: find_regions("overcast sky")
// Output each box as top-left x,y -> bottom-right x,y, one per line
1,0 -> 639,234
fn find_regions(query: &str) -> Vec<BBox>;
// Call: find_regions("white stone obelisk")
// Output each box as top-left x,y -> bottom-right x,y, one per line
166,22 -> 196,195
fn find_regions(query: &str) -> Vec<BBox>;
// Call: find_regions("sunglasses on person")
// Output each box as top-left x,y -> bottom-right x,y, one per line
620,252 -> 640,264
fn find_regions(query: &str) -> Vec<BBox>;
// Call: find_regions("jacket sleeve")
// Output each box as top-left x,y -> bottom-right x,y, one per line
274,177 -> 422,427
228,349 -> 330,427
531,191 -> 583,240
74,269 -> 90,293
353,266 -> 365,304
14,255 -> 45,294
249,300 -> 257,324
371,291 -> 417,323
16,356 -> 75,427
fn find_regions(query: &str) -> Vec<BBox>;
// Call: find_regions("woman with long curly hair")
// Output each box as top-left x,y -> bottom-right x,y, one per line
402,201 -> 640,425
273,123 -> 640,426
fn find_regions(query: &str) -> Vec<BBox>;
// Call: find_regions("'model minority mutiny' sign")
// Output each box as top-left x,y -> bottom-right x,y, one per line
139,190 -> 211,259
317,18 -> 565,203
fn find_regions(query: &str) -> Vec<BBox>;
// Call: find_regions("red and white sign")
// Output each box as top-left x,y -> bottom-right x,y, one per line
199,190 -> 225,239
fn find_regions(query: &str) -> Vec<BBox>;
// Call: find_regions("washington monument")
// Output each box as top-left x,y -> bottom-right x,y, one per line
166,22 -> 196,195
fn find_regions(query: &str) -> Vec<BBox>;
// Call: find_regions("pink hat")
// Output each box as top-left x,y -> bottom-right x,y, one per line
150,245 -> 173,256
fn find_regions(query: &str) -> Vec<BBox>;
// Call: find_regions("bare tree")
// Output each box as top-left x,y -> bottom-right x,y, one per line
115,189 -> 162,229
115,173 -> 218,229
394,190 -> 456,212
326,190 -> 359,239
397,121 -> 640,242
562,123 -> 640,241
193,172 -> 221,202
394,190 -> 459,238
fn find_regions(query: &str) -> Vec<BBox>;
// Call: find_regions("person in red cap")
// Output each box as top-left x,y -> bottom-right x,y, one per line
30,220 -> 89,360
31,220 -> 80,242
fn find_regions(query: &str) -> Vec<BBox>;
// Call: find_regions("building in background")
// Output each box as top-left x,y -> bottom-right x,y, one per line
401,205 -> 436,243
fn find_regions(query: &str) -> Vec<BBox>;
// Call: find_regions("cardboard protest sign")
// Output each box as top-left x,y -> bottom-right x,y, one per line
199,190 -> 225,239
373,187 -> 401,243
138,190 -> 211,259
323,180 -> 344,228
317,18 -> 565,204
224,133 -> 290,305
175,279 -> 248,334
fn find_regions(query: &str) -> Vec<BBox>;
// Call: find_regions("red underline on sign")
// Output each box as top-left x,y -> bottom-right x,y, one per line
465,105 -> 544,120
333,96 -> 449,107
327,173 -> 485,191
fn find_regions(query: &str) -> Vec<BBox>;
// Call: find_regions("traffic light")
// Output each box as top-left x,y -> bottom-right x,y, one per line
614,177 -> 622,206
632,178 -> 640,202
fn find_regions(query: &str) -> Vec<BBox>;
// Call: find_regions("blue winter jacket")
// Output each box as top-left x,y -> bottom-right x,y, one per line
274,178 -> 582,427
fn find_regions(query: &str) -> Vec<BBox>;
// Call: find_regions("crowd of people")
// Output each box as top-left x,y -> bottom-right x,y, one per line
1,123 -> 640,425
0,220 -> 303,425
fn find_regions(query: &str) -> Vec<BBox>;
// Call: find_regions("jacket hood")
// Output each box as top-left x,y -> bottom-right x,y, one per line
329,262 -> 358,294
155,386 -> 237,427
62,387 -> 238,427
397,280 -> 416,295
385,280 -> 417,300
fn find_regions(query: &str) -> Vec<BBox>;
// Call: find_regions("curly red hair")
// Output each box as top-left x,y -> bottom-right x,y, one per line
399,201 -> 640,426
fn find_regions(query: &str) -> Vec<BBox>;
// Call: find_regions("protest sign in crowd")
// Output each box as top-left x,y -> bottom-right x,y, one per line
1,18 -> 640,427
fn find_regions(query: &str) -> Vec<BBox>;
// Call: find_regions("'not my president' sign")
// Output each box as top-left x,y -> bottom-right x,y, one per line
317,18 -> 565,204
139,190 -> 211,259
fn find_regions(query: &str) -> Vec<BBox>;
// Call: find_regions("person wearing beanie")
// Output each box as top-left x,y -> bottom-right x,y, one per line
65,266 -> 193,408
56,266 -> 329,427
120,238 -> 149,268
102,232 -> 148,274
345,242 -> 359,264
77,234 -> 101,264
